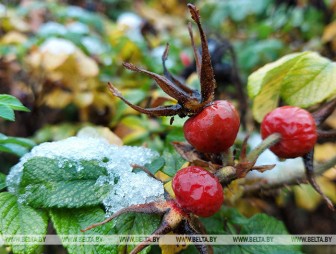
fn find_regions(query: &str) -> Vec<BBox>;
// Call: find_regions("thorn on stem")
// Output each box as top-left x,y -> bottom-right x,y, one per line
303,150 -> 335,211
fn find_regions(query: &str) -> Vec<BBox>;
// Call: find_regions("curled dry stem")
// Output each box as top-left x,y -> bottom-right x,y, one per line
303,150 -> 334,210
317,129 -> 336,143
312,98 -> 336,125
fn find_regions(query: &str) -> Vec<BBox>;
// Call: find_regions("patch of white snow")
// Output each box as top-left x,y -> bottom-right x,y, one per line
7,136 -> 165,214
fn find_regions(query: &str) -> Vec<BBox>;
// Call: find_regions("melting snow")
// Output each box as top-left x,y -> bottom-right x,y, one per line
246,133 -> 305,182
40,38 -> 77,55
7,136 -> 165,214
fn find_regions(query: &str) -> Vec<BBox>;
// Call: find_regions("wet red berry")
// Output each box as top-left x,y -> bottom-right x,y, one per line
261,106 -> 317,158
183,100 -> 240,153
180,52 -> 192,67
172,166 -> 223,217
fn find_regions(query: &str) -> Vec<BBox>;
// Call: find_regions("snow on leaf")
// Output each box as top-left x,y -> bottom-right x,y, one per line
7,136 -> 165,213
18,157 -> 112,208
40,38 -> 77,55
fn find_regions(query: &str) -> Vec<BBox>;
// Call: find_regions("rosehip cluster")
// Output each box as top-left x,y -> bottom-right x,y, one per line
83,3 -> 335,254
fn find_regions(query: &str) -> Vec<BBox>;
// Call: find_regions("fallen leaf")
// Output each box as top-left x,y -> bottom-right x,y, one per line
77,126 -> 123,146
1,31 -> 27,44
322,21 -> 336,43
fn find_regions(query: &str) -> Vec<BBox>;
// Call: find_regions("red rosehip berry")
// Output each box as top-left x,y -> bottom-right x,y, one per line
261,106 -> 317,158
183,100 -> 240,153
172,166 -> 223,217
180,52 -> 192,67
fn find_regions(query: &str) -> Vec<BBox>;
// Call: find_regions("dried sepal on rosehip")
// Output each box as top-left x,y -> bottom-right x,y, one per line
108,4 -> 241,154
82,165 -> 222,254
108,4 -> 215,118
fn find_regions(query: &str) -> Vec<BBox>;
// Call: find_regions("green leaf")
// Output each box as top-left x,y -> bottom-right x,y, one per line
32,123 -> 87,143
50,207 -> 117,254
0,192 -> 48,254
201,207 -> 302,254
18,157 -> 112,208
0,94 -> 30,112
247,52 -> 336,122
0,134 -> 36,148
161,150 -> 185,177
0,94 -> 29,121
0,104 -> 15,121
165,127 -> 185,149
144,157 -> 165,175
114,213 -> 161,254
111,89 -> 147,126
0,134 -> 35,156
247,53 -> 301,122
0,173 -> 6,191
0,144 -> 30,157
281,53 -> 336,107
50,208 -> 161,254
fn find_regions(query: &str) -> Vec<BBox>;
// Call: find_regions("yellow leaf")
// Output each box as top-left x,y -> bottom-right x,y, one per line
1,31 -> 27,44
322,21 -> 336,43
236,199 -> 263,217
164,180 -> 174,198
137,4 -> 184,30
223,179 -> 245,204
160,233 -> 188,254
315,143 -> 336,161
44,89 -> 73,108
73,92 -> 94,107
293,184 -> 321,211
317,177 -> 336,203
9,16 -> 30,32
155,171 -> 171,182
41,52 -> 70,71
77,126 -> 123,146
76,51 -> 99,77
325,111 -> 336,129
324,168 -> 336,179
114,116 -> 148,144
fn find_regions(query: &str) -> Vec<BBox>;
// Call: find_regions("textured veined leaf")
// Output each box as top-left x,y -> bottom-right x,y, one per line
247,52 -> 336,122
200,207 -> 302,254
114,213 -> 161,254
18,157 -> 112,208
50,207 -> 117,254
0,173 -> 6,191
0,192 -> 48,254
